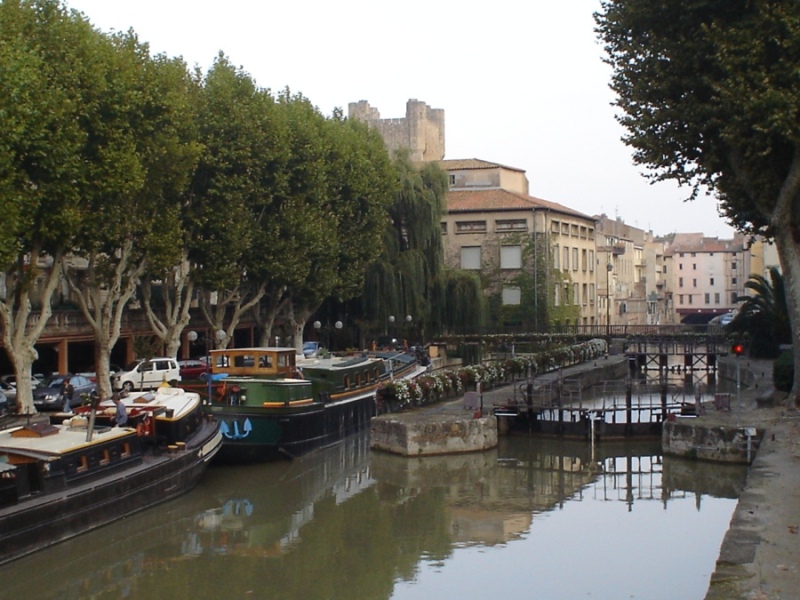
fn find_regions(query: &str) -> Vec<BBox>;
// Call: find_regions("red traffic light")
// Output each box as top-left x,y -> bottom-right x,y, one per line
731,343 -> 744,356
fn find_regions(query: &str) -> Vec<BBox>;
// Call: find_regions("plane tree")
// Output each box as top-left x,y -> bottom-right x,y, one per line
0,0 -> 113,412
596,0 -> 800,403
287,113 -> 396,352
189,55 -> 290,350
62,33 -> 200,399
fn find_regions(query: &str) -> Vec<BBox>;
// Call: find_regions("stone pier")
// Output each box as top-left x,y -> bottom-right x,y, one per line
370,411 -> 497,456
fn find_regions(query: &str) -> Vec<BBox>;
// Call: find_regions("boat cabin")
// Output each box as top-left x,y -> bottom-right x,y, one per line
209,348 -> 297,378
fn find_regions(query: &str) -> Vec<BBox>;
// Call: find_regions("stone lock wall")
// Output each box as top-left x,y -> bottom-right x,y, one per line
371,415 -> 497,456
662,419 -> 763,464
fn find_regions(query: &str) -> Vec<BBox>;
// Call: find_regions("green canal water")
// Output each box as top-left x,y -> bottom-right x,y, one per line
0,429 -> 746,600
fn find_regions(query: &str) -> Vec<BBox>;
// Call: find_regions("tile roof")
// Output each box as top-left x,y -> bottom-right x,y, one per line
447,188 -> 594,220
438,158 -> 526,173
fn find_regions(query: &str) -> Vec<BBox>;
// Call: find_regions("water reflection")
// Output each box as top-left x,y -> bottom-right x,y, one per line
0,431 -> 747,600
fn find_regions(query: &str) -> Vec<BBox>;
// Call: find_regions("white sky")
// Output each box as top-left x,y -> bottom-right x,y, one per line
65,0 -> 735,238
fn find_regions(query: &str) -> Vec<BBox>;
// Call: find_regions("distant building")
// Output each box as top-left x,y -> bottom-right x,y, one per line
348,99 -> 445,162
663,233 -> 764,324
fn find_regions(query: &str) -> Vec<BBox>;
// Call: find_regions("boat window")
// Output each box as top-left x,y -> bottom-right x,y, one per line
100,449 -> 110,466
121,443 -> 131,458
356,374 -> 361,386
214,355 -> 229,368
234,354 -> 255,368
259,355 -> 273,368
343,375 -> 350,389
76,455 -> 88,473
277,354 -> 291,368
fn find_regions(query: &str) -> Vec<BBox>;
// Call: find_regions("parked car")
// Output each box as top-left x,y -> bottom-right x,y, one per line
114,358 -> 181,392
0,388 -> 9,416
0,380 -> 16,405
33,374 -> 97,412
302,341 -> 321,358
178,358 -> 209,380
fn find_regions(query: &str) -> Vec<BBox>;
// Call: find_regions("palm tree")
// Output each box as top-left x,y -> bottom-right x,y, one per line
728,267 -> 790,357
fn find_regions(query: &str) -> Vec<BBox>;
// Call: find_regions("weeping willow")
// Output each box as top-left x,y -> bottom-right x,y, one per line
344,151 -> 459,343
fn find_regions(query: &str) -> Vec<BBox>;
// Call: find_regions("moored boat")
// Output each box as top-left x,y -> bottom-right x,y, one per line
0,386 -> 222,566
193,347 -> 426,462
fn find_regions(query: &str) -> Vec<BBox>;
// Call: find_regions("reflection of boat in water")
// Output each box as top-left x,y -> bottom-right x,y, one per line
0,430 -> 376,599
0,386 -> 222,567
186,347 -> 425,462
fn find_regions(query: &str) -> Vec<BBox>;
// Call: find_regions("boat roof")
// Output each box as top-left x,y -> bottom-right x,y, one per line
0,424 -> 135,461
99,386 -> 201,419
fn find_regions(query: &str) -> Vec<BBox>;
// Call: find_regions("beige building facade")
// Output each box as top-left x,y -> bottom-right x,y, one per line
440,160 -> 597,328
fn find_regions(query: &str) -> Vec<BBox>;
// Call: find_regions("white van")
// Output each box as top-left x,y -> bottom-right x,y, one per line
114,358 -> 181,391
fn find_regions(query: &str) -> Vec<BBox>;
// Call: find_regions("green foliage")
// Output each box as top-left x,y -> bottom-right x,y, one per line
774,351 -> 794,392
348,152 -> 451,341
728,267 -> 790,358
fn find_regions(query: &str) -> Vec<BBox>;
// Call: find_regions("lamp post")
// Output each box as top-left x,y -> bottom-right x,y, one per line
606,262 -> 613,337
388,315 -> 395,348
334,320 -> 343,351
215,329 -> 227,349
405,315 -> 413,349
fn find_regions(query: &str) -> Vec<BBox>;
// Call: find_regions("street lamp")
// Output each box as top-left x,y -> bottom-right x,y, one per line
215,329 -> 227,349
606,262 -> 613,337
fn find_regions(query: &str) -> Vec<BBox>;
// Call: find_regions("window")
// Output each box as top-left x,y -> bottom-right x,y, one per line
500,246 -> 522,269
732,261 -> 738,270
680,253 -> 685,258
551,220 -> 560,233
691,252 -> 696,257
582,283 -> 588,305
502,287 -> 521,305
573,283 -> 579,305
688,295 -> 693,305
554,284 -> 560,306
455,221 -> 486,233
553,245 -> 560,269
709,277 -> 714,285
589,283 -> 595,304
563,247 -> 570,270
679,294 -> 684,305
679,277 -> 683,287
572,248 -> 578,271
562,223 -> 569,235
589,250 -> 594,272
580,226 -> 587,239
440,222 -> 447,235
588,228 -> 595,240
496,219 -> 527,232
732,292 -> 738,303
693,278 -> 697,287
679,264 -> 684,270
449,174 -> 456,185
692,263 -> 697,270
460,246 -> 481,270
732,277 -> 737,285
715,293 -> 720,304
581,249 -> 588,271
705,293 -> 710,304
571,224 -> 579,236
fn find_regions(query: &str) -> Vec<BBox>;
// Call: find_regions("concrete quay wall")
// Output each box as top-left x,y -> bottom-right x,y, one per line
662,419 -> 763,464
370,414 -> 497,457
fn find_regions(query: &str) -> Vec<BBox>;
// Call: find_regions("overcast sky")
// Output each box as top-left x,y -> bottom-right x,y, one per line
66,0 -> 735,238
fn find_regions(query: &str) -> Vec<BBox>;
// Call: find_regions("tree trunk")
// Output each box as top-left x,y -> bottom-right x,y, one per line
774,226 -> 800,407
63,242 -> 143,400
141,257 -> 195,359
0,249 -> 63,414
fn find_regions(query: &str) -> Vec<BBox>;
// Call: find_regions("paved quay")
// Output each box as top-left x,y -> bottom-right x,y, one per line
407,355 -> 799,599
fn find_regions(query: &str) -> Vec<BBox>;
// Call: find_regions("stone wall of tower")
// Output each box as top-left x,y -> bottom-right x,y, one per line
348,99 -> 445,162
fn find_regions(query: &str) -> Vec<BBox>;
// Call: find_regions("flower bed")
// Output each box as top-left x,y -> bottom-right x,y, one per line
376,338 -> 608,411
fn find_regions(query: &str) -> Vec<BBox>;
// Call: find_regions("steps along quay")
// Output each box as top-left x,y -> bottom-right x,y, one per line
371,335 -> 747,457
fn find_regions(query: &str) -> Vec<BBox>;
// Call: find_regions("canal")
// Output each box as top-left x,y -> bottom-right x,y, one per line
0,425 -> 746,600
